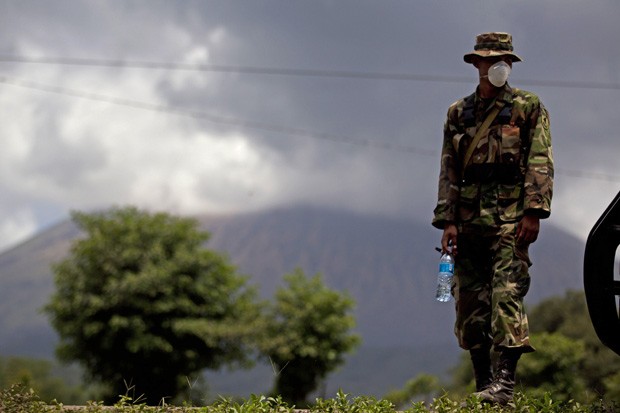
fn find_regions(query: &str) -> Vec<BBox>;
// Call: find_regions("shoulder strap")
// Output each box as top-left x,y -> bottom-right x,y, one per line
461,94 -> 477,128
461,100 -> 506,176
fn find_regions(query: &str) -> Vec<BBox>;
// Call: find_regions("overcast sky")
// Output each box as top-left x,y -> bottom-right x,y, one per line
0,0 -> 618,252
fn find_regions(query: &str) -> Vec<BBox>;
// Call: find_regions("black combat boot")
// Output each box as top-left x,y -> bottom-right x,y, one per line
470,347 -> 493,392
473,349 -> 521,406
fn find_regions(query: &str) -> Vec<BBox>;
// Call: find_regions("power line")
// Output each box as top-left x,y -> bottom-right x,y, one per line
555,169 -> 620,183
1,74 -> 618,183
0,74 -> 436,156
0,55 -> 473,83
1,55 -> 619,90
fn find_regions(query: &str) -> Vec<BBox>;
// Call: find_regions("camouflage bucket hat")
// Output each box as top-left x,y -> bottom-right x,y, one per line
463,32 -> 523,64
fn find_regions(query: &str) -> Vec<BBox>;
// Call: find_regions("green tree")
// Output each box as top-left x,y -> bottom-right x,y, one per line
444,290 -> 620,403
383,373 -> 441,408
0,356 -> 86,404
602,370 -> 620,401
444,332 -> 591,402
259,269 -> 361,406
529,290 -> 620,399
45,207 -> 260,404
517,332 -> 588,401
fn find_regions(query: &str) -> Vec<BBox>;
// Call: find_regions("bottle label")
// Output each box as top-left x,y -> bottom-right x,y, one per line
439,263 -> 454,273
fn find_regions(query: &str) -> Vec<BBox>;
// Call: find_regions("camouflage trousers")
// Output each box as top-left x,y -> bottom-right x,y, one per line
453,222 -> 535,353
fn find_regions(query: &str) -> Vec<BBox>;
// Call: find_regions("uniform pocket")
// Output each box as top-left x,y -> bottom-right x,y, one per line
458,184 -> 479,222
498,125 -> 523,222
513,243 -> 532,298
500,125 -> 521,165
497,184 -> 523,221
514,242 -> 533,268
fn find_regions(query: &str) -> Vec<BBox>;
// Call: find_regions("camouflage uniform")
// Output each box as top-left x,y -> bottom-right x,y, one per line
432,83 -> 553,353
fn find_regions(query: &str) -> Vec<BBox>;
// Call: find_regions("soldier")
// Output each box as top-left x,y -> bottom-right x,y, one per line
432,32 -> 553,405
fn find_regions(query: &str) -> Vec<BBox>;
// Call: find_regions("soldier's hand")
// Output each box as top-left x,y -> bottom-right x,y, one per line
442,223 -> 458,255
516,215 -> 540,245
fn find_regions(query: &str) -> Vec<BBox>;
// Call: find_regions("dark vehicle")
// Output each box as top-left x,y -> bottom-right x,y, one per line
584,190 -> 620,356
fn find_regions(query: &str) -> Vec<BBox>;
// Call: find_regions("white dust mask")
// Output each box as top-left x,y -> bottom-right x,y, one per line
485,60 -> 511,87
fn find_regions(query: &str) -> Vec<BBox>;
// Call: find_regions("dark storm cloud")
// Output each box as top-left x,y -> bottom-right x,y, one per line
0,0 -> 618,250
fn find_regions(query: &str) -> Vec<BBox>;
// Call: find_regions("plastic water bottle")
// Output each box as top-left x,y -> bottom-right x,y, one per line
436,250 -> 454,302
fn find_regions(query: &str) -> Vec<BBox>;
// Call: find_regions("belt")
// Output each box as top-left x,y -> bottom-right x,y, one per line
462,163 -> 521,185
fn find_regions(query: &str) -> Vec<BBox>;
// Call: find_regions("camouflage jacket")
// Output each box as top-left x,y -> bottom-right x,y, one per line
432,84 -> 553,229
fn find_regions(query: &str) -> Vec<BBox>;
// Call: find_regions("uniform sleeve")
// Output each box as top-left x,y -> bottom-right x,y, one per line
523,102 -> 553,218
432,107 -> 462,229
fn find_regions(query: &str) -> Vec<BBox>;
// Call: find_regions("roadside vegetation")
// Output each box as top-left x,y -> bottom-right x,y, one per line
2,385 -> 619,413
43,207 -> 359,406
2,207 -> 620,410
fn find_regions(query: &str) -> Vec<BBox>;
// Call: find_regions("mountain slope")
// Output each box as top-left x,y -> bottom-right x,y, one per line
0,220 -> 79,357
202,206 -> 585,344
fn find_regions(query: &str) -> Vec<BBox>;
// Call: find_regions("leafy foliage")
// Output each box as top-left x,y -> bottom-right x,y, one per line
389,290 -> 620,405
528,290 -> 620,400
212,394 -> 293,413
0,384 -> 49,413
44,207 -> 260,404
259,269 -> 361,405
1,385 -> 620,412
0,356 -> 92,404
313,389 -> 397,413
446,330 -> 591,402
383,373 -> 441,408
517,332 -> 588,400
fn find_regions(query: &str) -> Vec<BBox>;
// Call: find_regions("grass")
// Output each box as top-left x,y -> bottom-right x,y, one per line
1,385 -> 618,413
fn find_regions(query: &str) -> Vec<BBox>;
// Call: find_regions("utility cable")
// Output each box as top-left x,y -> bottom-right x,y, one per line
1,55 -> 619,90
0,74 -> 618,183
0,55 -> 473,83
554,169 -> 620,183
0,74 -> 436,156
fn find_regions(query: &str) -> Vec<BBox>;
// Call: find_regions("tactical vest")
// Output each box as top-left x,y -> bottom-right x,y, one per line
456,91 -> 530,186
454,89 -> 532,224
